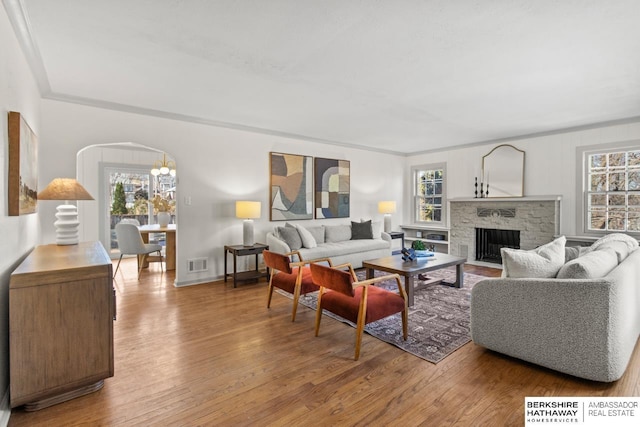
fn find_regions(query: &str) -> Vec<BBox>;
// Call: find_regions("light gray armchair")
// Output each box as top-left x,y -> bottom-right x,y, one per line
114,223 -> 164,279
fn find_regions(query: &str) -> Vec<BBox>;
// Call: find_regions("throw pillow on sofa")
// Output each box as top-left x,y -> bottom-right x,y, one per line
276,226 -> 302,250
590,232 -> 639,252
295,224 -> 317,248
351,220 -> 373,239
564,246 -> 586,263
305,225 -> 326,244
360,219 -> 383,238
501,236 -> 566,278
556,248 -> 619,279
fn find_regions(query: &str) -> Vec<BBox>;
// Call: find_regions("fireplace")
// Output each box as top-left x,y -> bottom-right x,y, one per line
475,228 -> 520,264
449,196 -> 561,266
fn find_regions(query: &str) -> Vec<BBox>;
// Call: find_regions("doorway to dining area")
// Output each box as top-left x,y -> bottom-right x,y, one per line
76,143 -> 177,268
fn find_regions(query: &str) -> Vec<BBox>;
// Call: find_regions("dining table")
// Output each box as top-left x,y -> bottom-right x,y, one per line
138,224 -> 176,270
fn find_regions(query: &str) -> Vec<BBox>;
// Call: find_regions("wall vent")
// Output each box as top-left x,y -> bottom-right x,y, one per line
187,257 -> 208,273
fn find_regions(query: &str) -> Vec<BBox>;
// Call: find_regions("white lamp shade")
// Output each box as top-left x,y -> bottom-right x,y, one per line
378,201 -> 397,214
236,201 -> 261,219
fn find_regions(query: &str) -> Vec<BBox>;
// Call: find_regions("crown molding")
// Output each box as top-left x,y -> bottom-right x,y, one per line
43,91 -> 406,157
3,0 -> 51,94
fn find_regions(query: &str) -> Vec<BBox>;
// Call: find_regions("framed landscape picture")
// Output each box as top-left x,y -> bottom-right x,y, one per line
8,111 -> 38,216
269,152 -> 313,221
315,157 -> 350,219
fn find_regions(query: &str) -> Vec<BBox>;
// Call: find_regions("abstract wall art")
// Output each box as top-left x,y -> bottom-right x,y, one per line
270,152 -> 313,221
8,111 -> 38,216
314,157 -> 350,219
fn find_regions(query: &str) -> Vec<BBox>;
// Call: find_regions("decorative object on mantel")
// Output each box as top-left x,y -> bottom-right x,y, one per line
150,152 -> 176,177
378,201 -> 397,232
474,177 -> 478,198
236,201 -> 261,246
38,178 -> 94,245
8,111 -> 38,216
481,144 -> 525,198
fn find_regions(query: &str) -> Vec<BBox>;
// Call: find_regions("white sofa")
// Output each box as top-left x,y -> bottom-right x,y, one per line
266,221 -> 391,269
471,234 -> 640,382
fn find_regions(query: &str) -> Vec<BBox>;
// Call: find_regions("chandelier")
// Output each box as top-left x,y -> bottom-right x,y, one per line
151,153 -> 176,177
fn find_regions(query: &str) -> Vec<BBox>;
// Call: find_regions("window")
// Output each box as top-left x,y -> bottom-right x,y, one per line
413,163 -> 446,224
580,144 -> 640,235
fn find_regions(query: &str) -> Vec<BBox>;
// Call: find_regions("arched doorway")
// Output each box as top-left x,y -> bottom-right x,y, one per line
76,143 -> 177,267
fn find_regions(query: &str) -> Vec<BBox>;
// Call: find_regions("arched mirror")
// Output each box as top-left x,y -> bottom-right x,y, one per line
482,144 -> 525,197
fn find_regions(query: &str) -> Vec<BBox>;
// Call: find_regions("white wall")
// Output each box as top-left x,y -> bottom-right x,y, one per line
405,121 -> 640,236
40,100 -> 405,286
0,5 -> 42,422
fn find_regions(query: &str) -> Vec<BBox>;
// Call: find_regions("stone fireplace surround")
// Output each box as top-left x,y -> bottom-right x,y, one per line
449,196 -> 562,266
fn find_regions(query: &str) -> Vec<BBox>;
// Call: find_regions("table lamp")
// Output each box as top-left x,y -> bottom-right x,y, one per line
38,178 -> 94,245
236,201 -> 261,246
378,201 -> 397,233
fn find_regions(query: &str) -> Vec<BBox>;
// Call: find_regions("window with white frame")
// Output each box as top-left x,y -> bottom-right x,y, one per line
581,145 -> 640,235
413,163 -> 446,224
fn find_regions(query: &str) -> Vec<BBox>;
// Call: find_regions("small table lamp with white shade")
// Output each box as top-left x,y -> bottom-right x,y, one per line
236,201 -> 261,246
38,178 -> 94,245
378,201 -> 397,233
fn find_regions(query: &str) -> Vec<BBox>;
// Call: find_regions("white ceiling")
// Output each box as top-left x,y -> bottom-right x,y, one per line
5,0 -> 640,155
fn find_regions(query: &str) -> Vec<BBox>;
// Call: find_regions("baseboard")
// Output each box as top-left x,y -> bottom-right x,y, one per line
173,275 -> 223,287
0,387 -> 10,427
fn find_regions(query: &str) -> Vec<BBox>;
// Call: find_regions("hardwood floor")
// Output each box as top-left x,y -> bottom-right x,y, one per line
9,259 -> 640,426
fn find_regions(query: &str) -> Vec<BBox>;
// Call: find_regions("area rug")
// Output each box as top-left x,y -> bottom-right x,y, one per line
279,267 -> 488,363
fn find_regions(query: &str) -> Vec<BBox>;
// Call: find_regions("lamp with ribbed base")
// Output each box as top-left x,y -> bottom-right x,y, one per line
38,178 -> 94,245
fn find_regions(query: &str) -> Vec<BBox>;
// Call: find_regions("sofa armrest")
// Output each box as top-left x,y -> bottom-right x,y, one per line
381,232 -> 391,244
471,277 -> 618,381
266,232 -> 291,255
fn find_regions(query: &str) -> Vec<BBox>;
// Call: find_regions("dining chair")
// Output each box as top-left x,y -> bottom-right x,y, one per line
119,218 -> 140,226
114,223 -> 164,279
263,250 -> 331,321
310,262 -> 408,360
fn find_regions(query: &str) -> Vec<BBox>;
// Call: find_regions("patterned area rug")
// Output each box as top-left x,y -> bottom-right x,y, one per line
280,267 -> 488,363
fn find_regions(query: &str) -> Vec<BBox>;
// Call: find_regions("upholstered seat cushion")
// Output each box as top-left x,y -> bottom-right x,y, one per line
321,286 -> 406,324
298,239 -> 389,260
272,267 -> 318,295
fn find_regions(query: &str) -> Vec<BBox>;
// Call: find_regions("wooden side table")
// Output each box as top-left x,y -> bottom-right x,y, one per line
224,243 -> 269,288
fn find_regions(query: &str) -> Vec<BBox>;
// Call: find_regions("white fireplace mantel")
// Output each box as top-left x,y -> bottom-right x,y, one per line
448,195 -> 562,266
449,195 -> 562,203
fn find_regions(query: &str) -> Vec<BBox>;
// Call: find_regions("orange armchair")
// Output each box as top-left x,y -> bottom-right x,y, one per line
310,263 -> 408,360
263,250 -> 331,321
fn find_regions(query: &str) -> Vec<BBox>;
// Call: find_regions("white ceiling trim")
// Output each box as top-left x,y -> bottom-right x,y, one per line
43,91 -> 404,156
3,0 -> 50,94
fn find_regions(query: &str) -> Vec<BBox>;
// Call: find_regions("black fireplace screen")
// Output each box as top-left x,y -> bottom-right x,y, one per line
475,228 -> 520,264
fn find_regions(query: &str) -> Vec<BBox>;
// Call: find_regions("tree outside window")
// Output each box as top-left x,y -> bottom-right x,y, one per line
587,149 -> 640,233
414,164 -> 445,224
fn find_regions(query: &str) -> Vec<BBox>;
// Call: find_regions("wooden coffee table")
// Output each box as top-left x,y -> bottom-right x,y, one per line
363,254 -> 467,307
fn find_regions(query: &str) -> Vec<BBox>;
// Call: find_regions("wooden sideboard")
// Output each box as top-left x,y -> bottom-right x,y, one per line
9,241 -> 115,410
